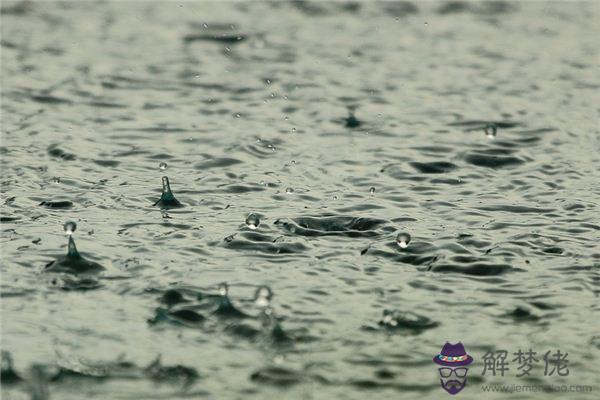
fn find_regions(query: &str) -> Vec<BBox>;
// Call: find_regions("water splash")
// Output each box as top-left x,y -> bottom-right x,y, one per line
254,285 -> 273,308
396,232 -> 411,249
63,221 -> 76,235
153,176 -> 184,209
245,213 -> 260,230
45,222 -> 104,274
485,123 -> 497,138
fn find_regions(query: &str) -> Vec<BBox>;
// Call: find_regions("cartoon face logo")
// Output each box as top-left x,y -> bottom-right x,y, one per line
433,342 -> 474,395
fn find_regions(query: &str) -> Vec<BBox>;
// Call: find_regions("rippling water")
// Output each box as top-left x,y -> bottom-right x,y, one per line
1,1 -> 599,399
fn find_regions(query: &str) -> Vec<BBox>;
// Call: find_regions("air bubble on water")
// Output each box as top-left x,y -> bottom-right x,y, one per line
159,162 -> 167,171
396,232 -> 411,249
370,186 -> 375,194
245,213 -> 260,230
218,282 -> 229,297
382,310 -> 398,327
285,187 -> 294,194
63,221 -> 77,235
254,285 -> 273,307
485,123 -> 497,138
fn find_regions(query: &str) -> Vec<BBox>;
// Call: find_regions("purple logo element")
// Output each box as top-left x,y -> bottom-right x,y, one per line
433,342 -> 474,395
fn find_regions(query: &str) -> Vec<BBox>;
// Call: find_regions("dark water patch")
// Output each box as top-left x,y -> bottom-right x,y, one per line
1,1 -> 33,15
464,153 -> 524,168
542,246 -> 563,254
476,205 -> 554,214
93,159 -> 120,167
159,289 -> 188,307
31,94 -> 72,105
374,310 -> 439,333
410,161 -> 457,174
501,306 -> 541,323
218,184 -> 266,194
183,33 -> 246,44
195,157 -> 242,170
275,216 -> 390,238
429,263 -> 519,276
47,145 -> 76,161
39,200 -> 73,209
0,216 -> 20,223
1,351 -> 22,385
49,276 -> 102,291
448,120 -> 520,130
250,366 -> 326,386
148,307 -> 205,326
223,235 -> 308,255
380,1 -> 419,17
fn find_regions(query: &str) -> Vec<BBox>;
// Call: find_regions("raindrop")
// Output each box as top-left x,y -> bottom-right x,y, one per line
291,127 -> 296,133
218,282 -> 229,297
245,213 -> 260,230
63,221 -> 77,235
285,187 -> 294,194
485,123 -> 497,138
369,186 -> 375,194
159,162 -> 167,171
254,286 -> 273,307
382,310 -> 398,327
396,232 -> 411,249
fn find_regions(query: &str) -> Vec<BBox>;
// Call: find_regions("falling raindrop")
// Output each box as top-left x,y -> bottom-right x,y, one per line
245,213 -> 260,230
484,123 -> 497,138
218,282 -> 229,297
254,286 -> 273,307
63,221 -> 77,235
396,232 -> 411,249
159,162 -> 167,171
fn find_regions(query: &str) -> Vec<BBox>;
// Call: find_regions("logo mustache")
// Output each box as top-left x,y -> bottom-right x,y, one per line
443,379 -> 463,388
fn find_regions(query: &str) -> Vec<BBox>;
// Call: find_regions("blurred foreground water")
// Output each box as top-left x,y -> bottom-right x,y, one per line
1,1 -> 599,399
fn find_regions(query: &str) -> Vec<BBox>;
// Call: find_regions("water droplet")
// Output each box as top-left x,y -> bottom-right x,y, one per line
382,310 -> 398,327
52,177 -> 61,184
396,232 -> 411,249
285,187 -> 294,194
245,213 -> 260,230
63,221 -> 77,235
159,162 -> 167,171
369,187 -> 375,194
202,23 -> 208,28
218,282 -> 228,296
254,285 -> 273,307
485,123 -> 497,138
291,127 -> 296,133
235,113 -> 241,118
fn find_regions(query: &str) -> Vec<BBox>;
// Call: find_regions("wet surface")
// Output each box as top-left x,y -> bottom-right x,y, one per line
1,1 -> 599,399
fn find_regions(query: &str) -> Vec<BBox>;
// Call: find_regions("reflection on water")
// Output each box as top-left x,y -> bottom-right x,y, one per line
1,1 -> 599,399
